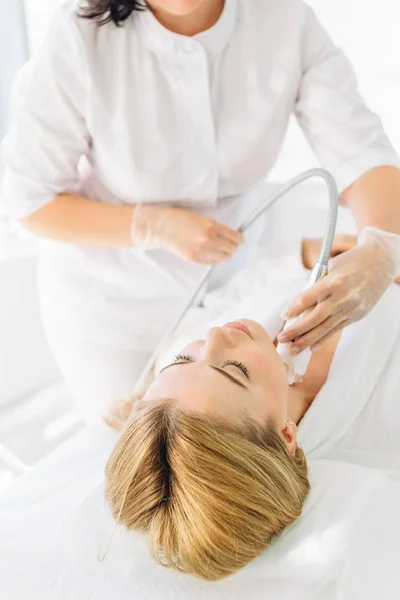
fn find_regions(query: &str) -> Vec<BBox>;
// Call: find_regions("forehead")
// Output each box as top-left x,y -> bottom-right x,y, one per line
144,362 -> 249,418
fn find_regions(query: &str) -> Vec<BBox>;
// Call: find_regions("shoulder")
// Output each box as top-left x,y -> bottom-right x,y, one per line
49,1 -> 131,53
240,0 -> 309,32
237,0 -> 310,51
51,0 -> 85,35
37,1 -> 88,55
242,0 -> 308,18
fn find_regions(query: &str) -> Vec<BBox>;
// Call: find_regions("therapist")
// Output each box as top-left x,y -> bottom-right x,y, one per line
2,0 -> 400,421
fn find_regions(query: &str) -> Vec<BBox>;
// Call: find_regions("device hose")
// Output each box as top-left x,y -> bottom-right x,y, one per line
134,168 -> 339,391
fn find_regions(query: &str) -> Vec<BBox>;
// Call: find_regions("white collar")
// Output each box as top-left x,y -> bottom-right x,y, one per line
136,0 -> 238,59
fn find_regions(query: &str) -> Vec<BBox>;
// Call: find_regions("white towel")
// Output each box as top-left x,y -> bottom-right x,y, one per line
297,283 -> 400,459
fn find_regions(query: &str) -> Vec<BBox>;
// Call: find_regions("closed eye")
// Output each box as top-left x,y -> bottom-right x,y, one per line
173,354 -> 194,363
221,359 -> 250,379
173,354 -> 251,380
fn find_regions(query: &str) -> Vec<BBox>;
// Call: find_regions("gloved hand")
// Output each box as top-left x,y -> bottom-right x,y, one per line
130,204 -> 244,264
277,226 -> 400,353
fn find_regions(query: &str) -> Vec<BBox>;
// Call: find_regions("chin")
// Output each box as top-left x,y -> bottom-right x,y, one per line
157,0 -> 203,15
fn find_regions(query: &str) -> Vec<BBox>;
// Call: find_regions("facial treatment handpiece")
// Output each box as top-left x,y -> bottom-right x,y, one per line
276,263 -> 329,385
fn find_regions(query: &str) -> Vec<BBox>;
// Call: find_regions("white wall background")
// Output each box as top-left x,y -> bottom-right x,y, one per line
0,1 -> 60,407
0,243 -> 59,404
0,0 -> 29,144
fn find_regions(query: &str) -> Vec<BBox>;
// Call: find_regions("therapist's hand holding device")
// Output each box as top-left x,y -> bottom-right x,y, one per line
130,203 -> 244,264
278,227 -> 400,353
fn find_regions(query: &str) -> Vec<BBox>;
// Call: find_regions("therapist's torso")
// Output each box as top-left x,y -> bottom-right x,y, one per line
3,0 -> 398,347
19,0 -> 305,346
80,0 -> 301,206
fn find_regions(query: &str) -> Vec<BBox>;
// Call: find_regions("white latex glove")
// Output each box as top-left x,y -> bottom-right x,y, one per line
277,226 -> 400,353
130,204 -> 244,264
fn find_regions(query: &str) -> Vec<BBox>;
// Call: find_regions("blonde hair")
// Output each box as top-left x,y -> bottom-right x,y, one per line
105,396 -> 309,581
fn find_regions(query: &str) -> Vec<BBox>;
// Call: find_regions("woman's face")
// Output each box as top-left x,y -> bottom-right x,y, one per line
143,319 -> 293,434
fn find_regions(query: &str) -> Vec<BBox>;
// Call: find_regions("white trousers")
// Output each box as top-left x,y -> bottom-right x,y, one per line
42,316 -> 150,425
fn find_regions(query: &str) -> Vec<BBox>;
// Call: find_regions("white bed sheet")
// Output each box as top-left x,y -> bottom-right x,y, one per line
0,424 -> 399,600
2,243 -> 400,598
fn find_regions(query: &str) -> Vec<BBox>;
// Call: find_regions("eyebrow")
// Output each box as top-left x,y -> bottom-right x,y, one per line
159,363 -> 249,390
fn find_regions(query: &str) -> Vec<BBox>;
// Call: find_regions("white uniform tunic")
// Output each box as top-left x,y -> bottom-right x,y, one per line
1,0 -> 399,416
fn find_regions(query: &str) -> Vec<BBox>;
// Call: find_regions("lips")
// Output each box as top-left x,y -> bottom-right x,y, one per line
222,321 -> 253,339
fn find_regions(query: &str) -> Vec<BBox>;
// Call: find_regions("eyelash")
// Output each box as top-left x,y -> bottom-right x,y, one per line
173,354 -> 250,379
223,359 -> 250,379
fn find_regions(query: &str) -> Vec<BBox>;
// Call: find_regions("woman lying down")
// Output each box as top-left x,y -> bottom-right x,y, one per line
104,235 -> 400,582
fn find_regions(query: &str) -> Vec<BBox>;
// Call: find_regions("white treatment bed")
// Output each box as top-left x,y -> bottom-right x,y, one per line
0,423 -> 399,600
1,241 -> 400,598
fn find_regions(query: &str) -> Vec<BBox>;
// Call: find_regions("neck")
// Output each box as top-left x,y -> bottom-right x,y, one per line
285,329 -> 343,425
287,384 -> 315,425
147,1 -> 225,36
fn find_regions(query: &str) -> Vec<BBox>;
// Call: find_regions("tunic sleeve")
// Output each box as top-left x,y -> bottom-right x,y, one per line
295,6 -> 400,193
1,2 -> 90,219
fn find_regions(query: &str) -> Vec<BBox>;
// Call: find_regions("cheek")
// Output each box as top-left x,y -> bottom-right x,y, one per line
250,346 -> 288,390
251,348 -> 289,424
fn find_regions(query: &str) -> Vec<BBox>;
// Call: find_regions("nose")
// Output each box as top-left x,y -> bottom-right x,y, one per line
202,326 -> 236,357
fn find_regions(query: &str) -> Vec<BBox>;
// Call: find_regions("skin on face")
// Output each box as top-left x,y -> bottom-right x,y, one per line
143,319 -> 298,455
